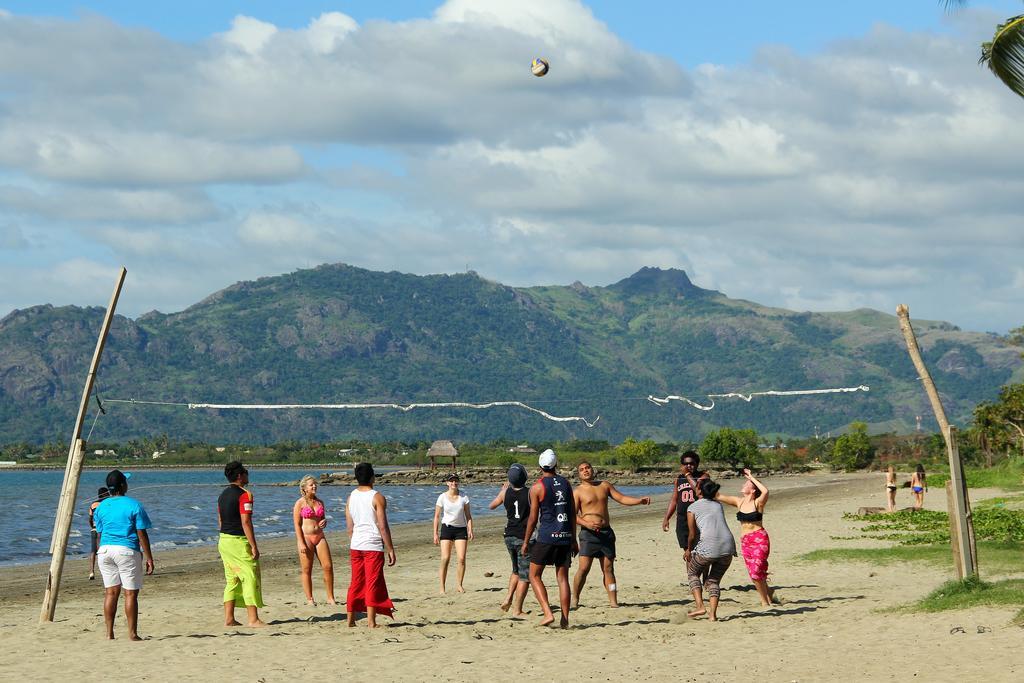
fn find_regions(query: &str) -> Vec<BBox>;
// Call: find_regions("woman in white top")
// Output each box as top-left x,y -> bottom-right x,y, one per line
433,472 -> 474,594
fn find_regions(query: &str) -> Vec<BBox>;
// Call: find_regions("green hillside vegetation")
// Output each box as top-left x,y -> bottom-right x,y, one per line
0,264 -> 1020,444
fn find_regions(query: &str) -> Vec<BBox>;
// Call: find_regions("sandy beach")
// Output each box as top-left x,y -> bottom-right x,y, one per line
1,471 -> 1019,681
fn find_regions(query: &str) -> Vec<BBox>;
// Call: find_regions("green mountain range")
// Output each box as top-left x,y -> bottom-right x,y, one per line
1,264 -> 1020,444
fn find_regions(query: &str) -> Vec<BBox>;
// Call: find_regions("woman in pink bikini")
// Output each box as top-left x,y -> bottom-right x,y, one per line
292,475 -> 336,605
716,469 -> 772,607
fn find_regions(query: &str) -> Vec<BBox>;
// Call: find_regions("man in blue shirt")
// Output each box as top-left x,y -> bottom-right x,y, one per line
94,469 -> 154,640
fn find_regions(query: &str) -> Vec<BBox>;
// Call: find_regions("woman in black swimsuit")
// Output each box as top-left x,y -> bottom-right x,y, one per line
716,469 -> 772,607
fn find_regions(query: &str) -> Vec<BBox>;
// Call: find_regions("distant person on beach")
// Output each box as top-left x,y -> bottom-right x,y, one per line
217,461 -> 265,627
93,470 -> 154,640
662,451 -> 709,557
715,469 -> 772,607
488,463 -> 532,616
345,463 -> 396,628
685,479 -> 736,622
88,486 -> 110,580
571,461 -> 651,609
911,464 -> 927,510
521,449 -> 578,628
433,472 -> 473,594
885,465 -> 898,512
293,475 -> 335,606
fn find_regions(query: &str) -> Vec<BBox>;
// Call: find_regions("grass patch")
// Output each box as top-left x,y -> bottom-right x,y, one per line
800,541 -> 1024,575
841,507 -> 1024,545
929,460 -> 1024,491
911,576 -> 1024,623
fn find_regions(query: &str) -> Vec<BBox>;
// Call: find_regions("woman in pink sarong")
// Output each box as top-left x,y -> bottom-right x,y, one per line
717,469 -> 772,607
345,463 -> 397,628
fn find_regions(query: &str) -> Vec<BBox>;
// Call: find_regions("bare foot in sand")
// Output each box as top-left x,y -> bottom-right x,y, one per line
225,620 -> 242,627
560,616 -> 569,629
456,586 -> 465,593
500,600 -> 512,612
325,599 -> 338,606
687,607 -> 706,619
570,600 -> 579,610
512,610 -> 529,617
128,634 -> 143,641
247,620 -> 268,628
306,599 -> 317,606
539,614 -> 555,627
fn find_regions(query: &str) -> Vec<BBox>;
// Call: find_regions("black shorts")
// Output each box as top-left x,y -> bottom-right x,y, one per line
91,530 -> 99,554
439,524 -> 468,541
579,527 -> 616,559
530,541 -> 572,567
675,517 -> 695,549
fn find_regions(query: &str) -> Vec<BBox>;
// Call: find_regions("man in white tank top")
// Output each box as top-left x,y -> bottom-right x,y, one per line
345,463 -> 397,628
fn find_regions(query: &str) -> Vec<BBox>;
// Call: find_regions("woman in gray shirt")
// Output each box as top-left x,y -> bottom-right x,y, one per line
685,479 -> 736,621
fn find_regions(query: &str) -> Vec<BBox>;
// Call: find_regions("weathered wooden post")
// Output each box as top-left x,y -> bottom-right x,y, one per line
895,304 -> 976,578
40,267 -> 127,622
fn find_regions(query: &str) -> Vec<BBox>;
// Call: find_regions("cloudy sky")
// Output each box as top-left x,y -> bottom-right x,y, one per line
1,0 -> 1022,332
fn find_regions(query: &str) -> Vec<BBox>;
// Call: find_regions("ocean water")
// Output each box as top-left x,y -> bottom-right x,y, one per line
0,468 -> 664,566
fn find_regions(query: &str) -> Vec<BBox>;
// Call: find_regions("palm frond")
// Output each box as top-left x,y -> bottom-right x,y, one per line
940,0 -> 969,10
981,14 -> 1024,99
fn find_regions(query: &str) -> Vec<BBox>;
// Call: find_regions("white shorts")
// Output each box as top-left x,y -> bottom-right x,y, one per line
97,545 -> 144,590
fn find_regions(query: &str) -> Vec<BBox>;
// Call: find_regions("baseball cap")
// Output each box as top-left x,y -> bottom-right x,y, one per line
105,469 -> 131,492
539,449 -> 557,470
507,463 -> 528,487
444,472 -> 460,482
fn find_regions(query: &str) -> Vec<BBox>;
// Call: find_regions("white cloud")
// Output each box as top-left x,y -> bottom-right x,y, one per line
0,185 -> 220,223
220,15 -> 278,54
0,2 -> 1021,332
0,127 -> 305,185
306,12 -> 358,54
237,211 -> 322,247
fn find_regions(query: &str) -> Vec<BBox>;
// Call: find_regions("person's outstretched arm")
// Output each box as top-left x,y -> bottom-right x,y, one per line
608,483 -> 651,507
715,493 -> 742,508
488,482 -> 509,510
374,493 -> 396,566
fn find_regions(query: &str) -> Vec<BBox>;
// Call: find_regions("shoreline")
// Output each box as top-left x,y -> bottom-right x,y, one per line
0,471 -> 851,598
3,471 -> 1020,681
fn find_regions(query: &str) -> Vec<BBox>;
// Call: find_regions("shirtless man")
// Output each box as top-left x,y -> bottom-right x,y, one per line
571,461 -> 651,609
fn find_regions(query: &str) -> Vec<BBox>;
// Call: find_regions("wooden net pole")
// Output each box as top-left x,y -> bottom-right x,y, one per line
40,267 -> 127,622
895,304 -> 976,578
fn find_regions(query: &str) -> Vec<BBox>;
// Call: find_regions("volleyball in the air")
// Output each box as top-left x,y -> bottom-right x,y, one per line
531,58 -> 549,77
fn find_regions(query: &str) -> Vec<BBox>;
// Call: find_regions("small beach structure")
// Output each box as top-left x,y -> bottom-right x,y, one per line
427,440 -> 459,470
508,444 -> 537,454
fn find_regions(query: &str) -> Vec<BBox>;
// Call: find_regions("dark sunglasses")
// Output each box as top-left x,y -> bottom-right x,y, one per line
682,461 -> 697,466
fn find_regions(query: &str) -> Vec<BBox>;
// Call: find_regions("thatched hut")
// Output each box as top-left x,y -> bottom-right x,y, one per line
427,439 -> 459,470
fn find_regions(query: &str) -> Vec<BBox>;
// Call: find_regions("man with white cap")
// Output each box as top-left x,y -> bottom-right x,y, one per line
521,448 -> 578,628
